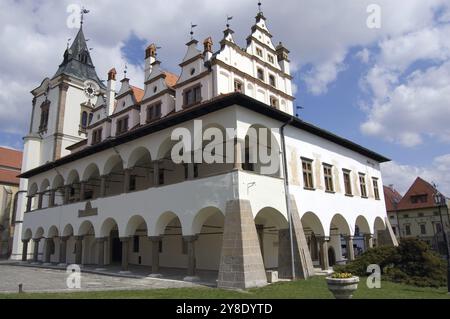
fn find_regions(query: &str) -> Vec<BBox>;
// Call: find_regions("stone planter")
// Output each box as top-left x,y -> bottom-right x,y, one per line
326,276 -> 359,299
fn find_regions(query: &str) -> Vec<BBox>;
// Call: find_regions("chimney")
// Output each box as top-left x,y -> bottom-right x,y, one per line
145,43 -> 157,81
203,37 -> 213,62
276,42 -> 290,75
106,68 -> 117,115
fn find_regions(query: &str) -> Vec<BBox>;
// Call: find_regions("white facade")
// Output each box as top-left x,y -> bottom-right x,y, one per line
14,9 -> 394,286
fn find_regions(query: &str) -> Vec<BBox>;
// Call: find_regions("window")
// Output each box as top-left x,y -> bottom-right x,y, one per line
302,158 -> 314,189
182,239 -> 188,255
256,47 -> 263,57
88,113 -> 93,125
359,173 -> 367,198
436,222 -> 442,233
147,102 -> 162,122
411,194 -> 427,203
372,178 -> 380,200
234,80 -> 243,93
92,128 -> 102,145
343,170 -> 352,195
257,68 -> 264,81
116,116 -> 129,135
39,102 -> 50,131
133,235 -> 139,253
270,96 -> 279,108
323,164 -> 334,192
269,74 -> 276,87
243,146 -> 255,172
403,214 -> 409,218
405,224 -> 411,236
158,240 -> 163,253
392,226 -> 397,235
183,85 -> 202,107
420,224 -> 426,235
81,111 -> 88,129
158,170 -> 164,185
268,54 -> 274,64
418,212 -> 424,217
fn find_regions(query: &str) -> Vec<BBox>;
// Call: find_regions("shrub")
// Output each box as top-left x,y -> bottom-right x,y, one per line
330,272 -> 353,279
334,238 -> 447,287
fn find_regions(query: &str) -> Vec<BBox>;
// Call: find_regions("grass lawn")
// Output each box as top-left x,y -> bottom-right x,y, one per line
1,276 -> 449,299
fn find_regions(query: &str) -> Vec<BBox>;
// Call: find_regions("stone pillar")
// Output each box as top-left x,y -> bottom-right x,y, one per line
186,163 -> 195,180
149,236 -> 161,274
100,176 -> 107,197
59,236 -> 68,265
120,237 -> 130,272
75,236 -> 83,265
124,169 -> 132,193
346,236 -> 355,261
233,138 -> 242,170
153,161 -> 160,186
364,233 -> 374,250
26,196 -> 32,212
44,238 -> 52,263
49,189 -> 56,207
79,182 -> 86,201
64,185 -> 71,204
96,237 -> 106,267
277,197 -> 315,279
183,235 -> 198,279
32,238 -> 40,262
21,239 -> 29,261
37,192 -> 43,209
318,236 -> 330,270
218,199 -> 267,289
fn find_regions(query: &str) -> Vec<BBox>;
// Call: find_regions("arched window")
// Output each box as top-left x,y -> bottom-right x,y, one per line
81,111 -> 88,128
88,113 -> 93,125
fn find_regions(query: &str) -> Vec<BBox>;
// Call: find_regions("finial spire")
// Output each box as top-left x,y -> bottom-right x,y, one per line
226,15 -> 233,29
123,64 -> 128,79
190,23 -> 198,40
258,1 -> 262,13
80,7 -> 90,27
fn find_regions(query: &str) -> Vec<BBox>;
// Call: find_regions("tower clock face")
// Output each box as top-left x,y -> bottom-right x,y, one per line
83,80 -> 99,99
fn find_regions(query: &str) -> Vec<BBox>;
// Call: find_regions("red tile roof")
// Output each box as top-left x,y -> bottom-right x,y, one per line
131,86 -> 144,102
163,72 -> 179,88
396,177 -> 442,211
0,147 -> 22,185
0,147 -> 22,170
383,185 -> 402,212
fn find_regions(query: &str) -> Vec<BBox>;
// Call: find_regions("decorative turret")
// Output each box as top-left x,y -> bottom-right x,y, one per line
203,37 -> 213,62
276,42 -> 290,75
145,43 -> 157,81
106,68 -> 117,115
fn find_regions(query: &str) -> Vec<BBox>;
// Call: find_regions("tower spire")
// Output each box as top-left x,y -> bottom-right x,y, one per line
80,7 -> 90,28
190,23 -> 198,40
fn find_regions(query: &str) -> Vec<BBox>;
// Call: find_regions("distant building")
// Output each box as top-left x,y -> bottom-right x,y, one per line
0,147 -> 23,258
384,177 -> 450,254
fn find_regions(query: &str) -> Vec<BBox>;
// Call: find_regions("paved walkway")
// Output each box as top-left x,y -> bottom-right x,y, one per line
0,262 -> 214,294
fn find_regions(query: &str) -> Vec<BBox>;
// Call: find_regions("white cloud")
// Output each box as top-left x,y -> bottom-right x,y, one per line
355,48 -> 370,64
381,155 -> 450,196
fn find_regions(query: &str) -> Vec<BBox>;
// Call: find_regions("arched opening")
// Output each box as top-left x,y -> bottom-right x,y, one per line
45,225 -> 59,263
329,214 -> 351,264
127,147 -> 153,192
374,217 -> 386,247
82,163 -> 101,200
254,207 -> 288,271
62,224 -> 74,264
28,183 -> 39,211
157,138 -> 186,186
99,218 -> 122,265
192,207 -> 225,272
301,212 -> 325,267
39,179 -> 50,209
355,215 -> 372,255
66,170 -> 81,203
125,215 -> 149,266
52,175 -> 65,206
103,155 -> 125,197
77,220 -> 95,265
243,124 -> 281,177
154,212 -> 185,270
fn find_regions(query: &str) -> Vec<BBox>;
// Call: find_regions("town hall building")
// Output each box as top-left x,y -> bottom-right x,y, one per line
11,7 -> 396,289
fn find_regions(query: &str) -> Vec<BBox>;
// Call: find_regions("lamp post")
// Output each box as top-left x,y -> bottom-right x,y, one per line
433,189 -> 450,294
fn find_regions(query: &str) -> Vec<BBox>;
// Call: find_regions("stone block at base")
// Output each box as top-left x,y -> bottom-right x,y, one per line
266,270 -> 278,283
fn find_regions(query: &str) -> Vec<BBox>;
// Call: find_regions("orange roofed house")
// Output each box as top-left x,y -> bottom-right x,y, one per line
384,177 -> 450,255
0,147 -> 23,258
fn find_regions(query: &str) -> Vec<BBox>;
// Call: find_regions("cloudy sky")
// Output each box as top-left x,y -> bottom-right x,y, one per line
1,0 -> 449,195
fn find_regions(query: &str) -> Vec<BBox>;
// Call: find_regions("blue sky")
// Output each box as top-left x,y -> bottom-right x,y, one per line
0,0 -> 449,194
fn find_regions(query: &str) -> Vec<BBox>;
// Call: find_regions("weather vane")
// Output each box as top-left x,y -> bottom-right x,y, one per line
80,6 -> 90,26
190,23 -> 198,40
124,64 -> 128,78
226,15 -> 233,29
258,1 -> 262,13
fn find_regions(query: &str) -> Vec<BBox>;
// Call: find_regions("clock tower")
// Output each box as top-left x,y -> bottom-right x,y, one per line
10,24 -> 105,259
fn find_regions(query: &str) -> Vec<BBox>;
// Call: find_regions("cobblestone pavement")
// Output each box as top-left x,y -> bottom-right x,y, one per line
0,264 -> 205,293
